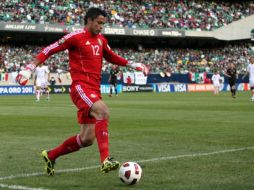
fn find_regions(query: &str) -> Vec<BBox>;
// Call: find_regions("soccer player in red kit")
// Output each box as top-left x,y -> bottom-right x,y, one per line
16,8 -> 148,176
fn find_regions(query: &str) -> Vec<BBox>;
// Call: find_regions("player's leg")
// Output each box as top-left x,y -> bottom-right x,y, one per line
213,85 -> 217,94
114,83 -> 118,96
109,84 -> 113,97
215,86 -> 218,94
35,79 -> 43,101
90,100 -> 120,173
229,82 -> 236,98
232,84 -> 236,98
250,86 -> 254,101
45,85 -> 50,100
41,122 -> 95,176
41,84 -> 97,176
249,80 -> 254,101
35,86 -> 41,101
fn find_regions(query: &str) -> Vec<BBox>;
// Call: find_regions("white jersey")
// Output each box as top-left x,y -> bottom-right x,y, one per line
35,66 -> 49,87
247,64 -> 254,87
35,66 -> 49,79
212,74 -> 221,86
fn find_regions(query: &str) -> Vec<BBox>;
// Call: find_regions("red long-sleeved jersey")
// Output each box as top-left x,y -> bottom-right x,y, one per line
37,28 -> 128,89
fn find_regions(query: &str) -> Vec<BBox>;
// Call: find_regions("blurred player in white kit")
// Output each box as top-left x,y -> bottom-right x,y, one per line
242,57 -> 254,101
211,70 -> 221,95
34,64 -> 50,101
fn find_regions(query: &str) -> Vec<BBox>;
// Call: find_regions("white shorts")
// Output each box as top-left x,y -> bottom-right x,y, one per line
36,78 -> 48,88
213,83 -> 220,87
249,78 -> 254,88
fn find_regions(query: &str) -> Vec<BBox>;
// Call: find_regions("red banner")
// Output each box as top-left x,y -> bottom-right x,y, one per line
188,84 -> 214,92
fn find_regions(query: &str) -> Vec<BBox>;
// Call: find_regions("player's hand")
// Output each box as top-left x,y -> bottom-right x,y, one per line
128,61 -> 149,76
16,63 -> 36,86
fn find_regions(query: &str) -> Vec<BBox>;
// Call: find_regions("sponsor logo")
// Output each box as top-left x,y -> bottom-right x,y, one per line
122,86 -> 139,92
174,84 -> 187,92
44,25 -> 63,32
85,41 -> 91,45
4,24 -> 36,31
161,30 -> 183,37
188,84 -> 214,92
53,86 -> 66,93
133,29 -> 155,36
104,28 -> 125,35
157,84 -> 170,92
139,86 -> 154,91
0,86 -> 34,95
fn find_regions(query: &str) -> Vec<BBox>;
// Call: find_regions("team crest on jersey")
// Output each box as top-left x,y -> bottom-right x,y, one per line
97,39 -> 102,46
58,38 -> 65,45
90,94 -> 97,98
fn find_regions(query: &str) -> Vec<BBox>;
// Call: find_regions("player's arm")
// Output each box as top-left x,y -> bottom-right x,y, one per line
45,66 -> 50,82
108,73 -> 111,82
223,70 -> 230,77
16,34 -> 75,85
47,72 -> 50,82
34,73 -> 37,86
235,68 -> 238,79
242,71 -> 249,80
102,37 -> 149,76
242,65 -> 250,80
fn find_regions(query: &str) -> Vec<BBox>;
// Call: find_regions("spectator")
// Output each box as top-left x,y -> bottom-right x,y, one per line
0,0 -> 253,31
0,42 -> 253,75
49,76 -> 56,86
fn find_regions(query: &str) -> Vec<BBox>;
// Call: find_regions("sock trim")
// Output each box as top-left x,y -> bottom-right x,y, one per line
76,134 -> 84,148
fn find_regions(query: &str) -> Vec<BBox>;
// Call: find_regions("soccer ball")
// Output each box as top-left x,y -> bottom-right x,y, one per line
119,162 -> 142,185
16,74 -> 29,86
16,70 -> 31,86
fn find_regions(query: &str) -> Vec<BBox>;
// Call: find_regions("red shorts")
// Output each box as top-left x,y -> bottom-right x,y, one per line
70,83 -> 101,124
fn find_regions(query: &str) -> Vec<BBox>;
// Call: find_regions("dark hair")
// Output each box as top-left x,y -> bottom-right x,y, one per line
84,7 -> 107,25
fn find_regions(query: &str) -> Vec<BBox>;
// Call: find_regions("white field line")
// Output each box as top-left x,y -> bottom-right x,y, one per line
0,146 -> 253,182
0,183 -> 49,190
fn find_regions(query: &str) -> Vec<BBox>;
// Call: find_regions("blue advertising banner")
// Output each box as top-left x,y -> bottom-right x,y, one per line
100,84 -> 122,94
155,83 -> 188,93
156,83 -> 173,92
0,86 -> 34,95
173,84 -> 187,92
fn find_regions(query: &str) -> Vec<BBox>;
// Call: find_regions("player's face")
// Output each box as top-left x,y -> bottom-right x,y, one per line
88,15 -> 106,35
250,57 -> 254,64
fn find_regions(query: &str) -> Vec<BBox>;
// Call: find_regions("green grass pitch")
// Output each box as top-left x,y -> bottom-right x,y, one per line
0,92 -> 253,190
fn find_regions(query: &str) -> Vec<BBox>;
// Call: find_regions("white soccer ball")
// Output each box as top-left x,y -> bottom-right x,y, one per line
119,162 -> 142,185
16,70 -> 31,86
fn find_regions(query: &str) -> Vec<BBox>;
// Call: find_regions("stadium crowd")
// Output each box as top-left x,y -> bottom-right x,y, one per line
0,0 -> 254,31
0,43 -> 253,80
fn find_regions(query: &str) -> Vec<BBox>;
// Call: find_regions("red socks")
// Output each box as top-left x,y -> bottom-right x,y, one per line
95,119 -> 109,163
48,135 -> 83,161
47,120 -> 110,163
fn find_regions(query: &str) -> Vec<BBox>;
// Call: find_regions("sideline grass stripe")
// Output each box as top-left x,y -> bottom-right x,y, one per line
0,146 -> 253,181
0,183 -> 49,190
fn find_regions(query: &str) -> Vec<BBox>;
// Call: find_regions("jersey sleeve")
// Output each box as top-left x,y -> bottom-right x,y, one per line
44,66 -> 50,73
102,36 -> 128,66
247,64 -> 250,72
36,33 -> 76,63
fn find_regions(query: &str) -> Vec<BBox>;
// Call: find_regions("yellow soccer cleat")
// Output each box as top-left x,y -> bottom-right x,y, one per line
41,150 -> 55,176
101,157 -> 120,173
